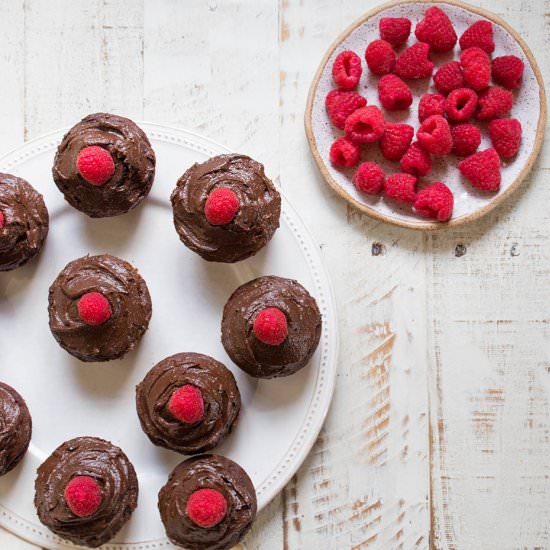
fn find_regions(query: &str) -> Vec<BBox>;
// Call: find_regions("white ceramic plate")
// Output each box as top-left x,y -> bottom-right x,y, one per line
0,123 -> 338,549
305,0 -> 546,230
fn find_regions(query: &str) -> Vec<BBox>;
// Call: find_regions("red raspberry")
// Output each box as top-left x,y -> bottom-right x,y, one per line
459,148 -> 501,191
451,124 -> 481,157
460,47 -> 491,91
345,106 -> 385,143
415,7 -> 457,52
0,211 -> 4,230
476,86 -> 513,121
459,21 -> 495,53
489,118 -> 522,158
394,42 -> 434,80
186,489 -> 228,528
379,17 -> 411,47
418,93 -> 445,122
384,173 -> 417,203
76,146 -> 115,186
400,142 -> 432,177
417,115 -> 452,156
433,61 -> 464,95
445,88 -> 478,122
354,162 -> 385,194
414,182 -> 454,222
325,90 -> 367,130
64,476 -> 102,518
365,40 -> 396,75
329,137 -> 360,168
380,123 -> 414,161
204,188 -> 240,225
332,50 -> 362,90
492,55 -> 525,90
169,385 -> 204,423
378,74 -> 413,111
253,307 -> 288,345
77,292 -> 112,326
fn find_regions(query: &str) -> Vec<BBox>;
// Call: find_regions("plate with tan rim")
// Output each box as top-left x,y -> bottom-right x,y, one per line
0,123 -> 338,549
305,0 -> 546,230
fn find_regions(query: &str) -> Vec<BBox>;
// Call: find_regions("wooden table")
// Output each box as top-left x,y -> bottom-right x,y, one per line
0,0 -> 548,548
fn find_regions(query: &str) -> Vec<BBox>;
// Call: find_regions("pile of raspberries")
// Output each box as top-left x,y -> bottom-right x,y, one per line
326,7 -> 524,222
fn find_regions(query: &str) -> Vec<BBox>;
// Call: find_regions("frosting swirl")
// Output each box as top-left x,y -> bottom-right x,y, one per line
0,173 -> 49,271
48,254 -> 152,362
171,154 -> 281,263
136,352 -> 241,454
35,437 -> 138,548
222,276 -> 322,378
0,382 -> 32,476
52,113 -> 155,218
158,454 -> 256,550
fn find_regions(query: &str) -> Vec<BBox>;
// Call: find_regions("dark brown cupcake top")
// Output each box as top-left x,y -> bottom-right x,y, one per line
158,454 -> 257,550
48,254 -> 152,362
171,154 -> 281,263
34,437 -> 138,548
52,113 -> 155,218
222,276 -> 322,378
136,352 -> 241,455
0,173 -> 49,271
0,382 -> 32,476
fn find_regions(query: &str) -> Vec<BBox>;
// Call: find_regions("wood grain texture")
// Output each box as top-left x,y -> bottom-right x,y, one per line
427,0 -> 550,546
278,1 -> 430,548
0,0 -> 548,549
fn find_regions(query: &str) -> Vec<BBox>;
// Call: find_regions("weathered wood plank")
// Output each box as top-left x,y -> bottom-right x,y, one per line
143,0 -> 280,175
0,0 -> 145,547
0,0 -> 24,151
278,1 -> 430,548
428,0 -> 550,547
23,0 -> 144,139
142,3 -> 283,547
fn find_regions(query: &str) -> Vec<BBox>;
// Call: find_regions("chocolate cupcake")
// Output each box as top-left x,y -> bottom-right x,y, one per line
0,382 -> 32,476
48,254 -> 152,362
136,352 -> 240,455
159,454 -> 256,550
171,154 -> 281,263
222,276 -> 322,378
52,113 -> 155,217
0,173 -> 49,271
35,436 -> 138,548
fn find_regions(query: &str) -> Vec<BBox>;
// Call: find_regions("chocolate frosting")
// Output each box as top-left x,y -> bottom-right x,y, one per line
136,352 -> 240,454
0,173 -> 49,271
222,276 -> 322,378
171,154 -> 281,263
48,254 -> 152,362
158,454 -> 256,550
35,437 -> 138,548
0,382 -> 32,476
52,113 -> 155,218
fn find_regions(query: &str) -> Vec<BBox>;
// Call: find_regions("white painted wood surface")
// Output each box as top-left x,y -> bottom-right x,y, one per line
0,0 -> 547,549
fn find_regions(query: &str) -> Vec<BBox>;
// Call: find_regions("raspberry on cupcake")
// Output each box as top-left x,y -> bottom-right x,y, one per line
158,454 -> 256,550
52,113 -> 155,218
136,353 -> 241,455
0,173 -> 49,271
35,437 -> 138,548
171,154 -> 281,263
222,276 -> 322,378
48,254 -> 152,362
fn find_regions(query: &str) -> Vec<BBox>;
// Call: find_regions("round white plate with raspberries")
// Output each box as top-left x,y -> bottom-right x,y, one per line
305,0 -> 546,230
0,124 -> 338,549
